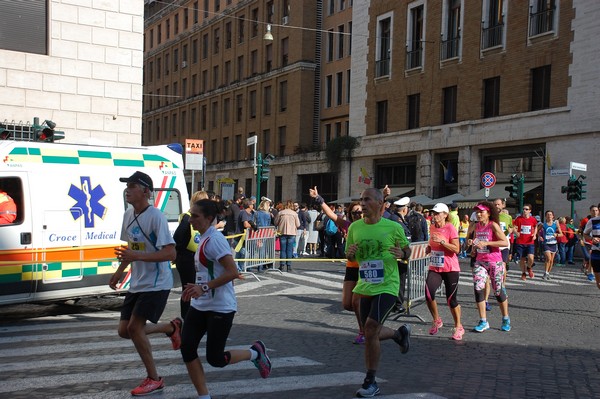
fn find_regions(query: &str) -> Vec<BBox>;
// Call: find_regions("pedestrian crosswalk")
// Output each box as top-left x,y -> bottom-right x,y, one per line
233,264 -> 596,299
1,263 -> 593,398
0,312 -> 366,398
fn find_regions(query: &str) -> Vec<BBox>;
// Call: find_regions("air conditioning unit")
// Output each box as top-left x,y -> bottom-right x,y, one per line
182,61 -> 188,68
282,16 -> 289,25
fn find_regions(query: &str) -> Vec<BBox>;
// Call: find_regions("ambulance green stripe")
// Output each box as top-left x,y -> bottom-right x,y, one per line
78,150 -> 112,159
113,159 -> 145,167
41,156 -> 80,164
0,274 -> 21,283
28,148 -> 41,155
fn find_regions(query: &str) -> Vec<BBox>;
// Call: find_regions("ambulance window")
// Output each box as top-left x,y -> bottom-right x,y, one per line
123,188 -> 182,223
152,189 -> 183,222
0,177 -> 22,225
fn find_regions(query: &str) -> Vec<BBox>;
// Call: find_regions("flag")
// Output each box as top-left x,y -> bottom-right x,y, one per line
440,161 -> 455,183
358,167 -> 372,185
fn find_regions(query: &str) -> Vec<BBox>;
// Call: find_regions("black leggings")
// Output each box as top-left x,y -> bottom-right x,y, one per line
425,270 -> 460,308
180,307 -> 235,366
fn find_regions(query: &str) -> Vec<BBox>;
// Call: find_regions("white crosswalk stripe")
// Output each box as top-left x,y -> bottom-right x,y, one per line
233,266 -> 594,299
0,311 -> 370,398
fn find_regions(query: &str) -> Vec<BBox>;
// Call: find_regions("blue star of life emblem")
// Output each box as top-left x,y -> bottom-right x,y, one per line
68,176 -> 107,228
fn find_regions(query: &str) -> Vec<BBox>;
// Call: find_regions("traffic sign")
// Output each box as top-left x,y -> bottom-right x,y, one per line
481,172 -> 496,188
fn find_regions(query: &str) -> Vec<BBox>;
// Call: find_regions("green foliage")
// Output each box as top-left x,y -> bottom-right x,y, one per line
325,135 -> 359,171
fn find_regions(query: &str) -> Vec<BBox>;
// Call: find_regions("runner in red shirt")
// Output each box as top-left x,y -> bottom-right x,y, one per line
513,204 -> 539,281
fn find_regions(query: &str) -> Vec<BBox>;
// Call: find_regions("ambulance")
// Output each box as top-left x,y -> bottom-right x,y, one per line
0,140 -> 189,305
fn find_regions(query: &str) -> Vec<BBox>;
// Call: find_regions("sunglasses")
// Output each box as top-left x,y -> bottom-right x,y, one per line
352,211 -> 363,215
523,208 -> 530,211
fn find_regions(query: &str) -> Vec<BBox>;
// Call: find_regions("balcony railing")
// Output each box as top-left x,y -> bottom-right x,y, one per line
405,41 -> 423,70
481,23 -> 504,49
529,7 -> 555,36
440,35 -> 460,60
375,57 -> 390,77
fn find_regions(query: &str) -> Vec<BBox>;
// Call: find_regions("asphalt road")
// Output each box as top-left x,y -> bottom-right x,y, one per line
1,259 -> 599,399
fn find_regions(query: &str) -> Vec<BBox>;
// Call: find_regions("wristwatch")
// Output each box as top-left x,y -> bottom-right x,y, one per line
440,240 -> 446,245
201,284 -> 210,293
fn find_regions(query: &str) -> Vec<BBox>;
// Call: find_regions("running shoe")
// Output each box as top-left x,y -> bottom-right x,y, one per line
520,273 -> 527,281
588,273 -> 595,281
428,318 -> 443,335
485,301 -> 492,311
452,326 -> 465,341
356,381 -> 380,398
168,317 -> 182,350
473,320 -> 490,333
392,324 -> 411,354
501,317 -> 511,332
130,377 -> 164,396
528,267 -> 535,278
353,332 -> 365,344
250,340 -> 272,378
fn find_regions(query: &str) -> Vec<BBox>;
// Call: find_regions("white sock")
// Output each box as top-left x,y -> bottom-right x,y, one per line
198,395 -> 211,399
249,348 -> 258,361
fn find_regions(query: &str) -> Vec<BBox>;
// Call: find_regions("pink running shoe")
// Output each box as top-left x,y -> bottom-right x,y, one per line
452,326 -> 465,341
168,317 -> 182,350
429,318 -> 443,335
130,377 -> 164,396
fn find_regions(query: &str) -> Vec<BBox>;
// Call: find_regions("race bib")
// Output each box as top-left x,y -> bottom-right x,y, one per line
195,270 -> 209,284
128,241 -> 146,251
520,225 -> 532,234
546,233 -> 557,244
430,251 -> 444,268
359,260 -> 384,284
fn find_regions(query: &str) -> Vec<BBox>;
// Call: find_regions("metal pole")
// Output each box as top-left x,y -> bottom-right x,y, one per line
191,171 -> 195,194
256,152 -> 262,202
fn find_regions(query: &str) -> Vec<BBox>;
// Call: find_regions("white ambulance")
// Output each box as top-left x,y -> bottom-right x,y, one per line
0,140 -> 189,305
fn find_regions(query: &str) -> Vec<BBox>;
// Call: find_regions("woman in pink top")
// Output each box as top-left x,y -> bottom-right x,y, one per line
469,201 -> 510,333
425,203 -> 464,341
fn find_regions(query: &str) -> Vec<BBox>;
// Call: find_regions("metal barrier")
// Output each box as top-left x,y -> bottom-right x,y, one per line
237,226 -> 280,281
392,241 -> 443,322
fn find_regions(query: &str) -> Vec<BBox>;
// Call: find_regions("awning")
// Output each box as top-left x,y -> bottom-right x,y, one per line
390,187 -> 415,198
423,193 -> 464,207
455,183 -> 542,209
408,194 -> 433,205
330,196 -> 360,204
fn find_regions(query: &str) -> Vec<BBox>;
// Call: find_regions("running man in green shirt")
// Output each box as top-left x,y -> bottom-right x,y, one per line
346,187 -> 412,398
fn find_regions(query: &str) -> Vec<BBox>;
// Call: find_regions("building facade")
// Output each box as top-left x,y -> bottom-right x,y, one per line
348,0 -> 599,219
143,0 -> 353,202
0,0 -> 145,146
144,0 -> 599,220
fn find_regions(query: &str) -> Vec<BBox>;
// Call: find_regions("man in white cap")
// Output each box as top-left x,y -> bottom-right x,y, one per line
392,196 -> 412,313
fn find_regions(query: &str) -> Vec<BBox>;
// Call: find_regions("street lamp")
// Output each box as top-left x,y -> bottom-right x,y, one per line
264,24 -> 273,41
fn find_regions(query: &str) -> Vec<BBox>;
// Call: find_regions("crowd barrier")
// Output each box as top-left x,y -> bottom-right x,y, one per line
391,241 -> 443,322
236,226 -> 279,281
231,232 -> 441,313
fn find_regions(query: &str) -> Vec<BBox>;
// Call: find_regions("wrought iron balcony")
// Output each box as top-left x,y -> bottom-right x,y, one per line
529,7 -> 555,36
375,57 -> 390,77
405,41 -> 423,70
482,23 -> 504,49
440,35 -> 460,60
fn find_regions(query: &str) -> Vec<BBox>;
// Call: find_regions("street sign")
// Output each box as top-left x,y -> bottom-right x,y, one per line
481,172 -> 496,188
570,162 -> 587,172
550,168 -> 570,176
247,135 -> 257,146
185,139 -> 204,170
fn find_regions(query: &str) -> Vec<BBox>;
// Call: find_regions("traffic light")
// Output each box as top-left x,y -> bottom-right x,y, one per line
33,119 -> 63,142
575,175 -> 587,201
505,174 -> 520,199
562,176 -> 579,201
260,153 -> 274,182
